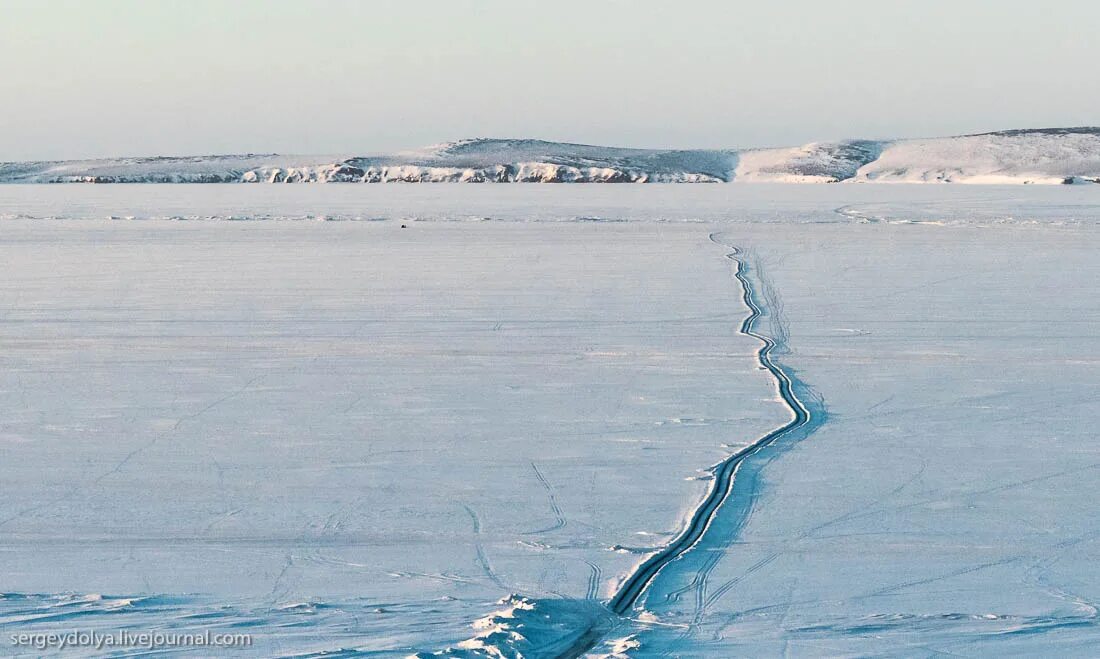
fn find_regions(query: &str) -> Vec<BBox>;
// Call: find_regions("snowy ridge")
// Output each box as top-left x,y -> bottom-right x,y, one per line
2,128 -> 1100,184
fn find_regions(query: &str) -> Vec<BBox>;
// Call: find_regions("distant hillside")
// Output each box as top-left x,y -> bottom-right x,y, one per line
3,129 -> 1099,184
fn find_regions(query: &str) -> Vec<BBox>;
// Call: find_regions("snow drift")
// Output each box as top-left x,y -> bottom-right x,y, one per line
409,595 -> 614,659
2,128 -> 1099,184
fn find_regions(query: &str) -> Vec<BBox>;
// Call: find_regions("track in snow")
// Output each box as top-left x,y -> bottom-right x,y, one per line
606,234 -> 817,615
558,234 -> 823,657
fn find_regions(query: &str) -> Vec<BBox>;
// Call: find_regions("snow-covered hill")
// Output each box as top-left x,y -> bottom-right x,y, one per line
734,140 -> 884,183
0,154 -> 346,184
0,140 -> 735,184
3,129 -> 1099,184
853,128 -> 1100,184
334,139 -> 735,183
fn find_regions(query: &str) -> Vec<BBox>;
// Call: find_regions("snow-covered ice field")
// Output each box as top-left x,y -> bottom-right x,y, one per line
2,185 -> 1099,656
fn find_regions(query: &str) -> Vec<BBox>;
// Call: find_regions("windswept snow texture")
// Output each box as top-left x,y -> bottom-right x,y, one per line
0,211 -> 781,656
3,128 -> 1100,184
2,186 -> 1100,657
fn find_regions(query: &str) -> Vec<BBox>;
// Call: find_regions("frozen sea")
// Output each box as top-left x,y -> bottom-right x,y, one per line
1,185 -> 1099,657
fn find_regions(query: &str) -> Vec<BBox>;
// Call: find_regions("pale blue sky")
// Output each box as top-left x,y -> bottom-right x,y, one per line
2,0 -> 1098,159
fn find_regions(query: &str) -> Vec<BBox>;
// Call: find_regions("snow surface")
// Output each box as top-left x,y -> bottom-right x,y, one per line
619,222 -> 1100,656
3,128 -> 1100,184
1,185 -> 1100,657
